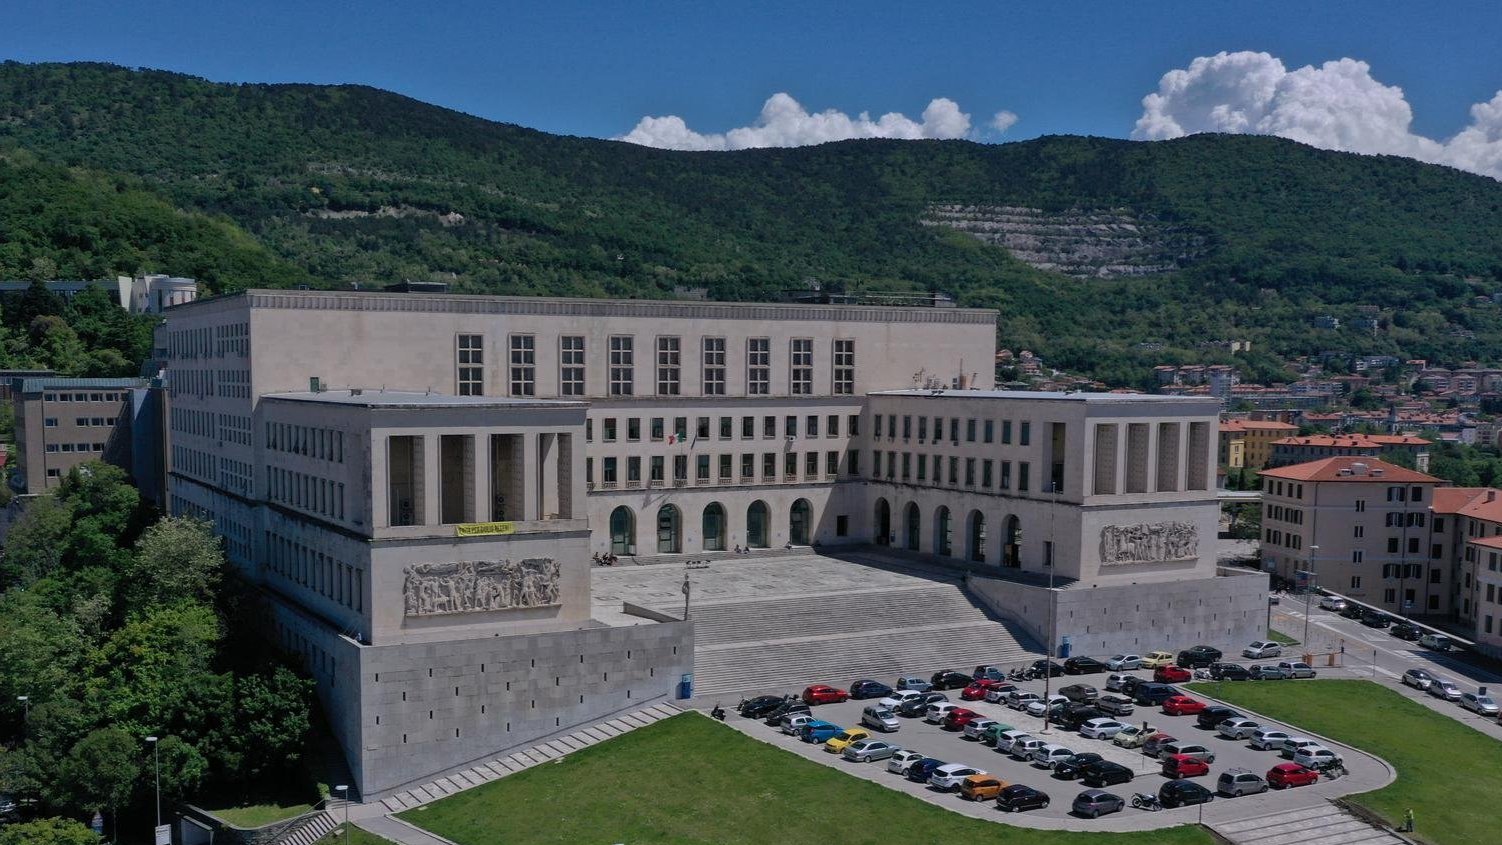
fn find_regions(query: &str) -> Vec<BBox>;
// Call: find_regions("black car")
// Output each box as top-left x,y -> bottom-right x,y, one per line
1159,778 -> 1215,808
850,679 -> 894,700
931,670 -> 973,690
1064,656 -> 1109,675
738,695 -> 787,719
1119,676 -> 1145,698
1196,705 -> 1240,731
1209,662 -> 1250,681
1133,682 -> 1179,706
1059,684 -> 1099,704
1390,622 -> 1423,641
1080,760 -> 1135,787
1059,705 -> 1106,731
907,757 -> 945,783
1030,659 -> 1065,678
1176,645 -> 1223,668
896,691 -> 948,717
1053,753 -> 1104,780
1340,603 -> 1366,620
762,700 -> 809,725
997,784 -> 1051,812
1361,612 -> 1392,629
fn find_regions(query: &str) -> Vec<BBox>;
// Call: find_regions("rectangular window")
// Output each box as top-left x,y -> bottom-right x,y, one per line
1383,588 -> 1396,604
457,334 -> 484,395
827,414 -> 839,437
741,453 -> 754,479
674,455 -> 688,482
872,450 -> 882,478
627,418 -> 641,441
763,452 -> 776,478
805,452 -> 818,477
602,457 -> 618,484
984,420 -> 994,443
1020,421 -> 1032,446
785,452 -> 798,478
747,338 -> 770,395
966,419 -> 977,442
702,337 -> 726,395
847,450 -> 859,476
627,457 -> 641,484
917,454 -> 928,481
697,454 -> 710,481
719,417 -> 733,440
982,460 -> 993,487
837,515 -> 849,536
807,415 -> 819,438
833,339 -> 854,394
656,336 -> 681,395
873,414 -> 883,440
560,335 -> 585,396
826,451 -> 839,476
697,417 -> 711,439
948,456 -> 958,484
1351,576 -> 1362,589
918,417 -> 929,441
1354,525 -> 1364,538
650,456 -> 664,483
1001,460 -> 1012,490
742,416 -> 755,439
901,452 -> 912,480
949,419 -> 959,442
848,415 -> 859,437
965,458 -> 976,486
1018,462 -> 1030,492
786,416 -> 797,438
790,338 -> 813,395
1002,420 -> 1013,444
651,417 -> 665,440
763,416 -> 776,438
720,454 -> 733,480
603,418 -> 617,442
508,334 -> 536,396
609,336 -> 634,395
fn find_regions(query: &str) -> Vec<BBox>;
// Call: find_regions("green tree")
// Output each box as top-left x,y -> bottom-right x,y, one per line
59,728 -> 139,826
154,735 -> 208,803
0,817 -> 100,845
0,494 -> 73,586
123,517 -> 223,611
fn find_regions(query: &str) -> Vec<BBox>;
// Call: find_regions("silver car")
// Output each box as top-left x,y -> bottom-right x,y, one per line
861,707 -> 902,733
1031,743 -> 1075,768
1460,692 -> 1500,716
1276,661 -> 1317,679
1249,728 -> 1290,751
1401,668 -> 1435,691
1242,641 -> 1283,659
1104,673 -> 1132,692
896,675 -> 933,692
1107,654 -> 1143,670
1010,737 -> 1047,760
963,718 -> 998,741
1428,679 -> 1462,701
1096,694 -> 1135,716
1217,718 -> 1260,740
1159,741 -> 1215,763
843,739 -> 900,762
1007,691 -> 1042,710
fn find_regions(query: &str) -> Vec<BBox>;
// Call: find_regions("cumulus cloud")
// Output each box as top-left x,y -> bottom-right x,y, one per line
990,110 -> 1019,133
618,92 -> 999,150
1133,50 -> 1502,179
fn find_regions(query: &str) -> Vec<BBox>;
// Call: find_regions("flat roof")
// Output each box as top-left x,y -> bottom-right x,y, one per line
871,389 -> 1217,404
262,389 -> 587,410
19,377 -> 146,394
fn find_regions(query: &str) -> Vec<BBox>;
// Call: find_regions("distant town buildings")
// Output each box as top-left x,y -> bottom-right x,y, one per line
0,274 -> 198,314
1268,433 -> 1431,472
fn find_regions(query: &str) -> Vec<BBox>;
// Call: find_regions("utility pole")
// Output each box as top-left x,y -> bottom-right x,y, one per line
1042,481 -> 1059,735
1303,545 -> 1320,647
335,785 -> 350,845
146,735 -> 160,831
682,571 -> 691,620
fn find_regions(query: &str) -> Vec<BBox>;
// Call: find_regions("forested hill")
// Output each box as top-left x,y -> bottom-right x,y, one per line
4,61 -> 1502,384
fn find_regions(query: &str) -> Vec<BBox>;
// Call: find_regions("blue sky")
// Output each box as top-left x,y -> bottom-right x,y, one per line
4,1 -> 1502,170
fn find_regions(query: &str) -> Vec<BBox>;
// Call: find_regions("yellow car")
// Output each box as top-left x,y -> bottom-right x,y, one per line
1140,651 -> 1176,669
823,728 -> 871,753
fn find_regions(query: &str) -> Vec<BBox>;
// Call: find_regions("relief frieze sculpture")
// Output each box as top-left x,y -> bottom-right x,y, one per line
403,558 -> 560,616
1098,522 -> 1198,565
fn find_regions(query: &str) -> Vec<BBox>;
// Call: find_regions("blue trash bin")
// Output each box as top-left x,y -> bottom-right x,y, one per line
1059,636 -> 1072,659
677,673 -> 694,699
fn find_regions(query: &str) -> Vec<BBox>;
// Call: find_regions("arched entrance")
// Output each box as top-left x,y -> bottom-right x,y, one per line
1004,515 -> 1021,567
702,502 -> 726,551
905,502 -> 921,551
934,506 -> 952,557
967,510 -> 987,563
609,506 -> 636,555
747,500 -> 770,548
789,499 -> 813,545
873,498 -> 891,545
656,504 -> 682,554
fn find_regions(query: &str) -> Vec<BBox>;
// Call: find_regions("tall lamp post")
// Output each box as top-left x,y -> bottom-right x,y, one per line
16,695 -> 28,733
1042,482 -> 1060,734
145,735 -> 161,832
1302,545 -> 1320,647
334,785 -> 350,845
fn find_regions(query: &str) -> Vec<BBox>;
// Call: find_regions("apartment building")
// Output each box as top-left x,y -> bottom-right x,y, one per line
1268,433 -> 1430,472
1219,419 -> 1299,471
10,376 -> 146,494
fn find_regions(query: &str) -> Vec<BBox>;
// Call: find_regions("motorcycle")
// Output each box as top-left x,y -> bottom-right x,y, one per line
710,703 -> 726,722
1131,792 -> 1163,811
1317,760 -> 1347,779
1007,668 -> 1028,682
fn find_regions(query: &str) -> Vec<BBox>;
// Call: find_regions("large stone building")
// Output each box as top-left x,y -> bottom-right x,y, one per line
0,274 -> 198,313
10,376 -> 148,494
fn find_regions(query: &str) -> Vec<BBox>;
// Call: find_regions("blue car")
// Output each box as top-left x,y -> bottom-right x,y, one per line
850,680 -> 894,700
907,757 -> 946,783
800,720 -> 842,743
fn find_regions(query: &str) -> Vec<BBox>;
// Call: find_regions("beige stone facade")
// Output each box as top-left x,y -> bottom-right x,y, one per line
11,377 -> 143,494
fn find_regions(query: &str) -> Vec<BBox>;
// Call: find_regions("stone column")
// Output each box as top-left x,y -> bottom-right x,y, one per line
471,431 -> 491,522
539,432 -> 560,519
421,434 -> 439,526
521,433 -> 540,521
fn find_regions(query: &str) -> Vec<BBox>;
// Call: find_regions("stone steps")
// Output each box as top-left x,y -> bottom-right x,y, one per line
1211,803 -> 1407,845
684,585 -> 985,644
273,811 -> 335,845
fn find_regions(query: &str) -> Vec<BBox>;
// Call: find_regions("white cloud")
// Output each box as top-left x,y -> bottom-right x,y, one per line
618,92 -> 997,151
990,110 -> 1019,133
1133,50 -> 1502,179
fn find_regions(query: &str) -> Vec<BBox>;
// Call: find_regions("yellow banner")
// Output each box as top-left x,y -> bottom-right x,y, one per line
455,521 -> 516,537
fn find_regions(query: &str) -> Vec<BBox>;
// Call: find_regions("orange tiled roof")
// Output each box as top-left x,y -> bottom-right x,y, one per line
1258,456 -> 1440,483
1221,420 -> 1299,433
1432,487 -> 1491,514
1271,434 -> 1431,447
1457,493 -> 1502,523
1468,534 -> 1502,550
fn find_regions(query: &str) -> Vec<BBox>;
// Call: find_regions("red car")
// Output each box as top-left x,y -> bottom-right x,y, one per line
961,680 -> 1005,701
942,707 -> 982,730
1161,754 -> 1210,778
801,684 -> 849,705
1154,665 -> 1193,683
1161,695 -> 1207,716
1267,763 -> 1319,789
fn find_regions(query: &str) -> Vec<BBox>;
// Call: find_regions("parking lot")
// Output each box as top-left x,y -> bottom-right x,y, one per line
723,668 -> 1391,831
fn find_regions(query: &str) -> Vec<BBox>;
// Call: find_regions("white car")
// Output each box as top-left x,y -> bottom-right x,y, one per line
925,702 -> 960,724
1293,745 -> 1343,769
1242,640 -> 1283,659
996,730 -> 1031,753
1078,718 -> 1127,740
1104,673 -> 1132,692
1248,728 -> 1290,751
1276,661 -> 1317,679
1217,718 -> 1261,740
1419,633 -> 1454,652
886,749 -> 925,775
878,690 -> 924,710
1025,694 -> 1069,717
1461,692 -> 1501,716
781,713 -> 815,735
1009,737 -> 1047,760
928,763 -> 984,790
964,718 -> 999,740
1031,743 -> 1075,767
1112,724 -> 1158,748
1096,694 -> 1135,717
983,686 -> 1014,704
1428,679 -> 1462,701
1279,737 -> 1321,759
1108,654 -> 1143,670
1007,691 -> 1042,710
1319,595 -> 1347,611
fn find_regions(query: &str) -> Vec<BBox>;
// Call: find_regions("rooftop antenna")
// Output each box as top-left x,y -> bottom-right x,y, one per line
912,368 -> 926,389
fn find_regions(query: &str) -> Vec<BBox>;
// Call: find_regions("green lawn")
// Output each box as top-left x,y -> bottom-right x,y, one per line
1266,628 -> 1298,645
313,827 -> 398,845
206,801 -> 317,828
1187,679 -> 1498,845
400,713 -> 1211,845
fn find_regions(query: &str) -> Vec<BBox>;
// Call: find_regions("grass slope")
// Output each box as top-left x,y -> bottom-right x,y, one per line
1188,679 -> 1498,845
400,712 -> 1209,845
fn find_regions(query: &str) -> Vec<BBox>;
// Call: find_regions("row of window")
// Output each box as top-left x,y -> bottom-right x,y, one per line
873,414 -> 1029,446
219,414 -> 253,446
44,442 -> 105,454
1266,505 -> 1304,525
170,368 -> 215,400
871,450 -> 1036,493
42,391 -> 128,403
1264,529 -> 1303,549
171,407 -> 214,438
215,322 -> 250,358
266,422 -> 346,463
217,369 -> 250,399
455,334 -> 855,397
588,413 -> 859,444
266,529 -> 364,613
172,445 -> 216,482
220,458 -> 254,497
43,416 -> 120,428
587,450 -> 851,488
267,466 -> 347,521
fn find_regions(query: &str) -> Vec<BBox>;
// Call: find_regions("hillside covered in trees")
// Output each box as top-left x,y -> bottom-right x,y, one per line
4,61 -> 1502,384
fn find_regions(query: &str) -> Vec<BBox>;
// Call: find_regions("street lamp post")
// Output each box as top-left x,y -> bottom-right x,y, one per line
16,695 -> 28,732
1042,482 -> 1060,735
145,736 -> 160,831
1303,545 -> 1320,648
335,785 -> 350,845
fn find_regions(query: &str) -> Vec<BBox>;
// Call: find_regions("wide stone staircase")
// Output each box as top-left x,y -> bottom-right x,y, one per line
1210,804 -> 1409,845
680,581 -> 1041,699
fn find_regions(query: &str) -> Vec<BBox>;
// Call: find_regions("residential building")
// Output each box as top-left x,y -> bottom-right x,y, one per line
1269,433 -> 1431,472
10,377 -> 146,494
1220,419 -> 1299,471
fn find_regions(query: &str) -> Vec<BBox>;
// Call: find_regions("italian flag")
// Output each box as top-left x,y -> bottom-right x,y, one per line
667,431 -> 685,445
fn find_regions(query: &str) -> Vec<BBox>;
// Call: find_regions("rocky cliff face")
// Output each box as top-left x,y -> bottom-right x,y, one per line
921,204 -> 1210,279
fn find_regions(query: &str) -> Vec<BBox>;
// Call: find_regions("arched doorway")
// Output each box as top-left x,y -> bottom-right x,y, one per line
747,500 -> 770,548
934,506 -> 952,556
905,502 -> 921,551
656,504 -> 682,554
789,499 -> 813,545
1004,515 -> 1021,567
873,498 -> 891,545
967,510 -> 987,563
702,502 -> 726,551
609,506 -> 636,555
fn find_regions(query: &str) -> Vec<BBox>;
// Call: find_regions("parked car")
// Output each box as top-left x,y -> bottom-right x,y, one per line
1010,737 -> 1048,761
1119,675 -> 1145,698
802,685 -> 849,705
1032,743 -> 1077,768
1400,668 -> 1436,691
1162,695 -> 1207,716
1025,695 -> 1070,718
925,702 -> 961,724
1420,633 -> 1455,652
1154,665 -> 1193,683
1141,733 -> 1177,757
1140,650 -> 1177,668
907,757 -> 946,783
1134,683 -> 1179,706
1196,706 -> 1241,730
1242,640 -> 1283,659
1096,694 -> 1135,717
1162,753 -> 1211,778
1248,664 -> 1290,680
1176,645 -> 1223,668
850,679 -> 894,700
800,720 -> 842,743
1217,768 -> 1269,797
1026,659 -> 1064,678
1104,672 -> 1132,692
877,689 -> 923,710
842,738 -> 900,762
1428,678 -> 1463,701
961,679 -> 1009,701
1461,692 -> 1501,716
1060,683 -> 1099,703
959,774 -> 1008,801
895,692 -> 948,717
1293,746 -> 1343,770
1277,661 -> 1317,679
1361,611 -> 1392,629
1267,762 -> 1319,789
1107,654 -> 1144,671
763,700 -> 810,725
1112,724 -> 1159,749
781,713 -> 815,735
995,730 -> 1032,754
1072,788 -> 1125,818
1079,760 -> 1135,787
1064,656 -> 1109,675
1209,662 -> 1251,681
1390,622 -> 1423,641
972,665 -> 1008,682
1159,778 -> 1215,808
886,749 -> 925,775
1277,737 -> 1321,759
1053,752 -> 1105,780
861,706 -> 901,733
738,695 -> 787,718
1007,690 -> 1043,710
1318,595 -> 1347,611
928,763 -> 985,791
931,670 -> 974,690
997,783 -> 1051,812
982,683 -> 1019,703
1059,705 -> 1108,731
1159,741 -> 1215,763
942,707 -> 984,731
1217,718 -> 1261,740
1078,718 -> 1128,740
977,722 -> 1017,746
1339,603 -> 1366,620
1248,728 -> 1291,751
896,675 -> 933,692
